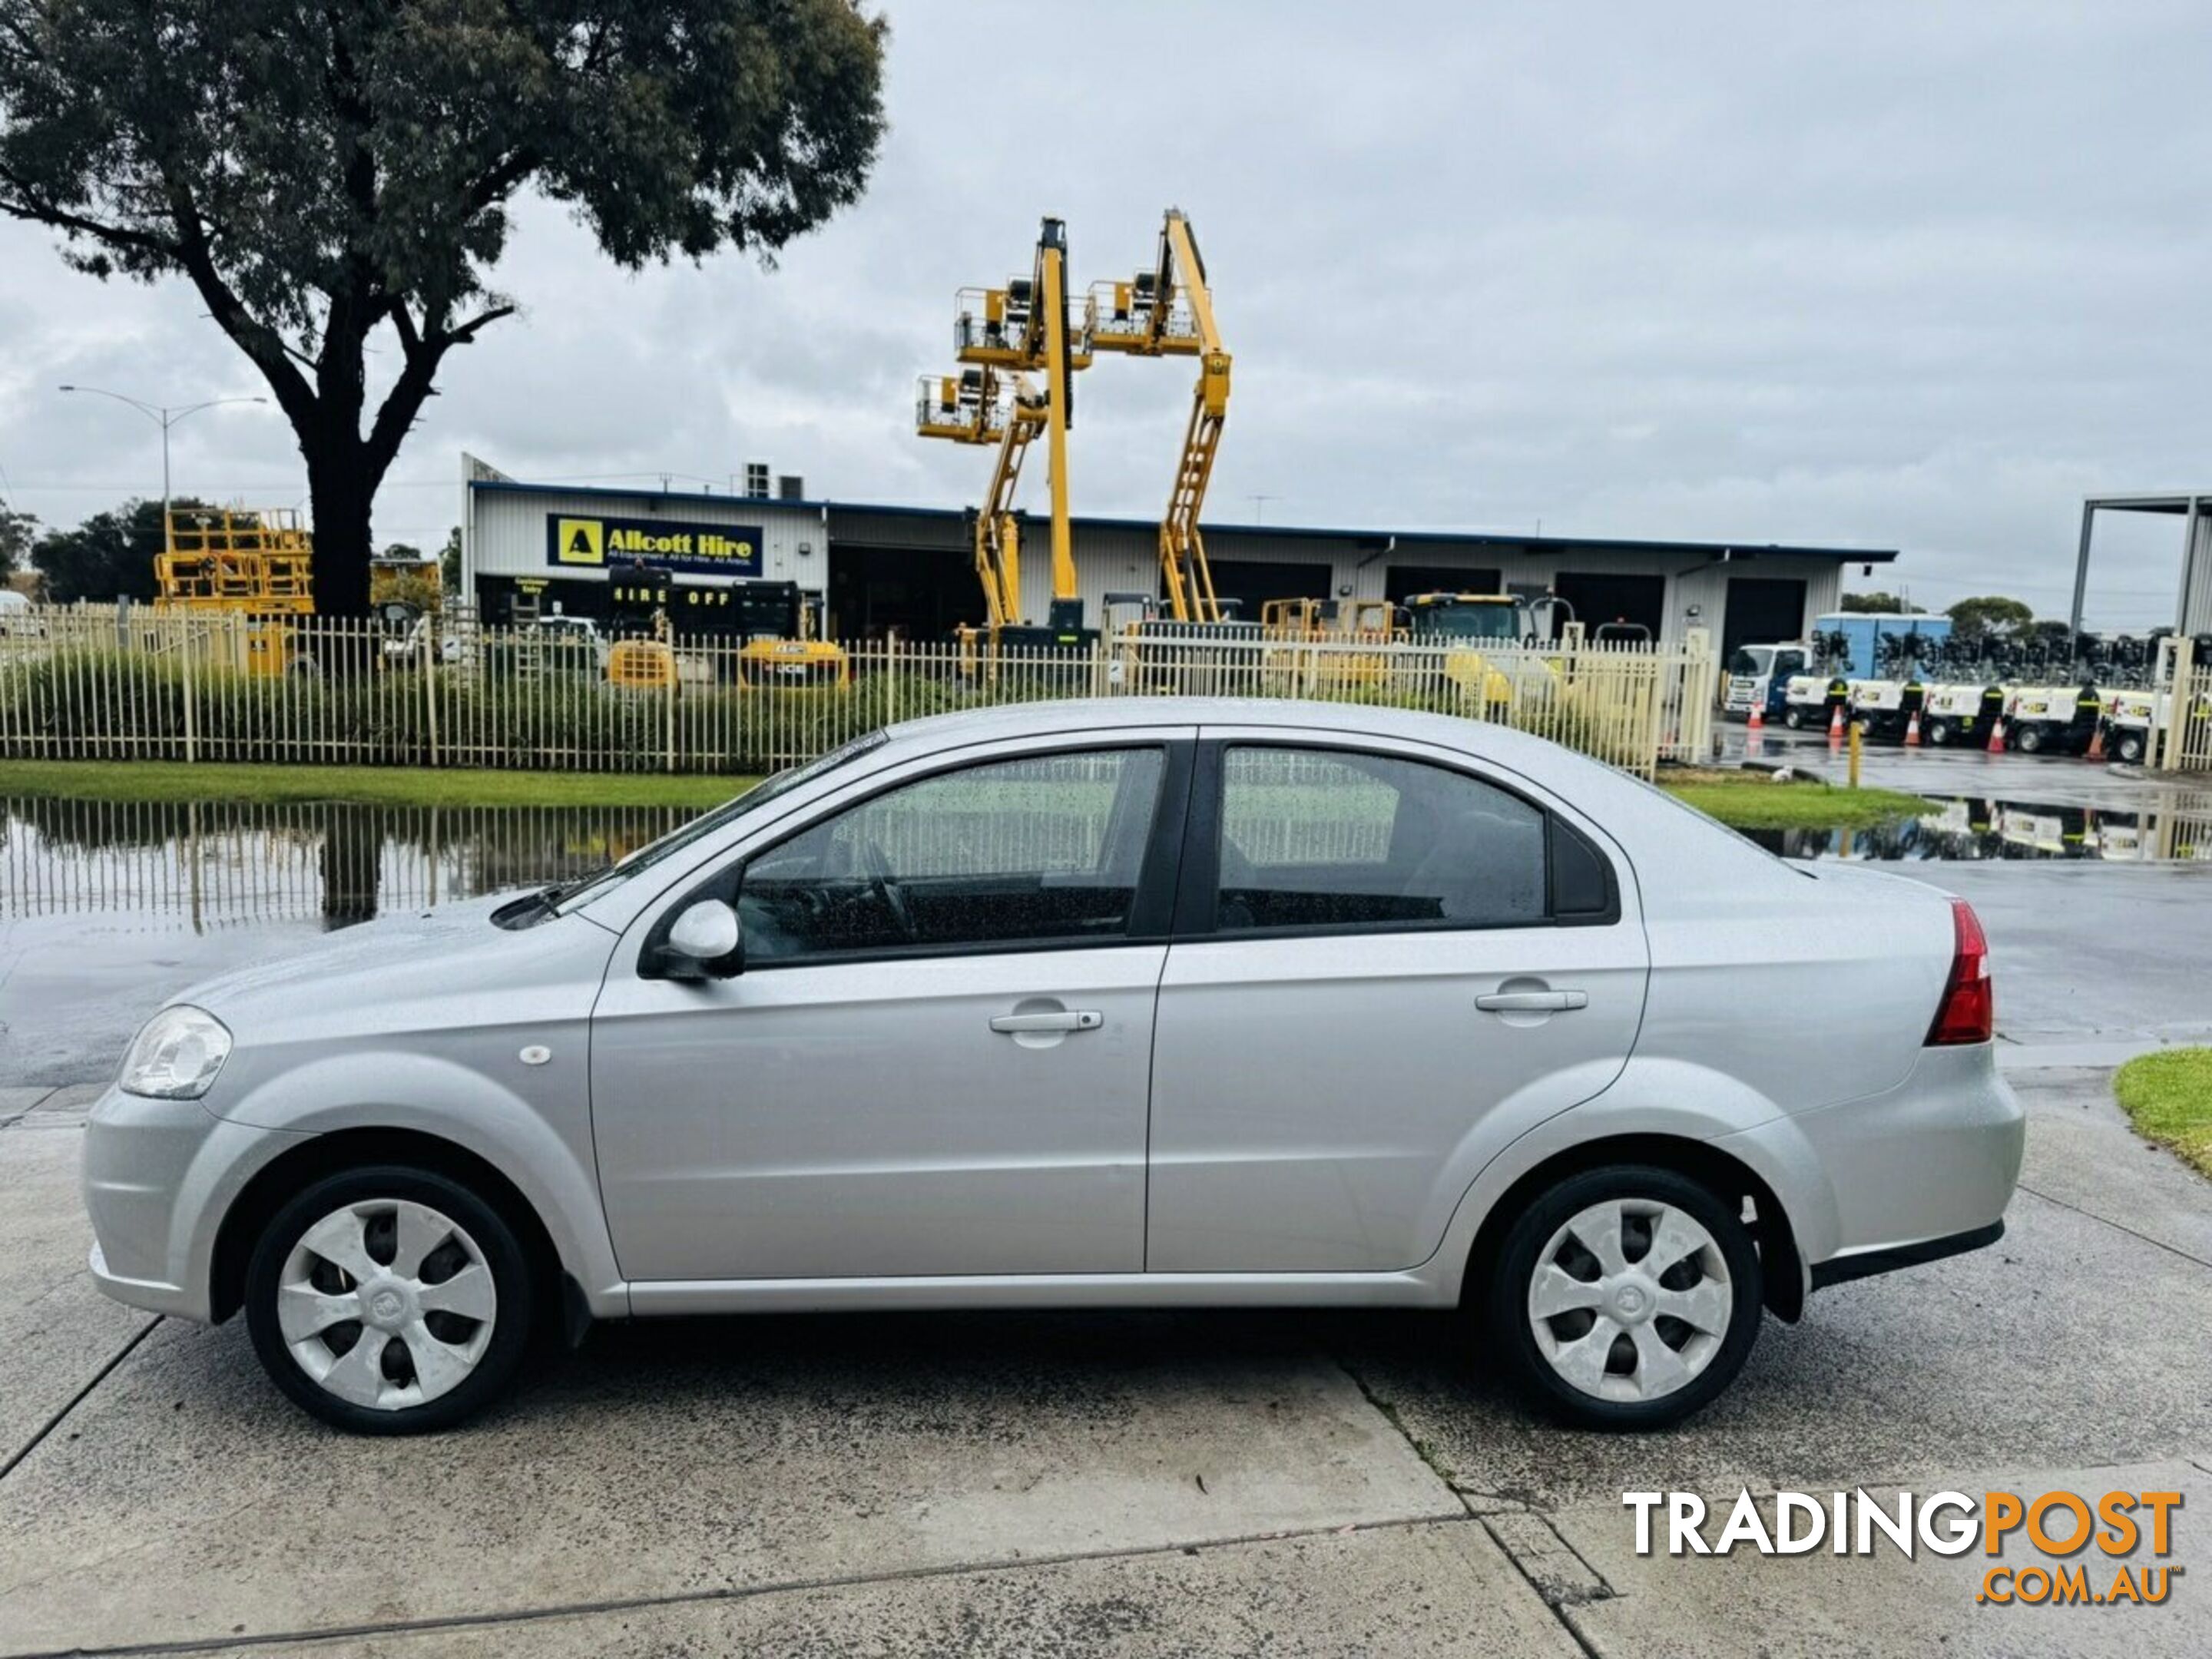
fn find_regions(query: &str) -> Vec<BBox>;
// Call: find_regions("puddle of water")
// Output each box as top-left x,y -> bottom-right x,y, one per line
1748,795 -> 2212,862
5,786 -> 2210,940
0,796 -> 697,931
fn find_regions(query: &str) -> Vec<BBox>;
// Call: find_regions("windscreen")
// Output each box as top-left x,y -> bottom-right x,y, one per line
1429,604 -> 1521,641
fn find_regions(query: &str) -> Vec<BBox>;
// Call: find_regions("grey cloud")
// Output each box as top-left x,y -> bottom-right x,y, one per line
2,1 -> 2207,625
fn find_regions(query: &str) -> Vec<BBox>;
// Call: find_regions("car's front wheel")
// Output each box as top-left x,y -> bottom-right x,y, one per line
244,1166 -> 534,1434
1488,1165 -> 1762,1429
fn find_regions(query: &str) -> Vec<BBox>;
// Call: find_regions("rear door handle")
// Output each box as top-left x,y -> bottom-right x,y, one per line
990,1010 -> 1104,1034
1475,990 -> 1588,1013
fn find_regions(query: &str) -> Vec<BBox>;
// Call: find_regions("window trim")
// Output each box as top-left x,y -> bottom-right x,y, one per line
1171,737 -> 1618,942
637,738 -> 1195,975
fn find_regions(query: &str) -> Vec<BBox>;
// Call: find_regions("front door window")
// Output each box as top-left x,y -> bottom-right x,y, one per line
740,747 -> 1167,960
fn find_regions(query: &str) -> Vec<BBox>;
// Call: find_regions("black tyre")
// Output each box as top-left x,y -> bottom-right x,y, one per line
2015,724 -> 2046,754
2116,731 -> 2146,764
244,1165 -> 535,1434
1926,718 -> 1953,747
1486,1164 -> 1762,1430
1781,707 -> 1805,730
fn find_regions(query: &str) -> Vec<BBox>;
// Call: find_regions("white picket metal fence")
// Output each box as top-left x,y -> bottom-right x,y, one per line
0,606 -> 1716,780
2152,634 -> 2212,773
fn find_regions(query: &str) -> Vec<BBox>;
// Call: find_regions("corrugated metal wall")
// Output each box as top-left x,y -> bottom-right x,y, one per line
471,483 -> 1859,647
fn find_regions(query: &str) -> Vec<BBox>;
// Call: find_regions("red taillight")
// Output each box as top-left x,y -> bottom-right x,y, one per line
1926,897 -> 1993,1045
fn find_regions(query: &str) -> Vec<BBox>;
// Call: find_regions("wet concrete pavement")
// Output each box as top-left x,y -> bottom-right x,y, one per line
1717,717 -> 2212,816
1,1067 -> 2204,1655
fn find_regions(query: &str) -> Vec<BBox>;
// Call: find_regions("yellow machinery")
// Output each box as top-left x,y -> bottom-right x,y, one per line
1259,597 -> 1403,687
608,637 -> 676,689
922,217 -> 1095,654
736,591 -> 849,687
156,508 -> 315,612
606,561 -> 848,689
1260,597 -> 1400,641
155,508 -> 315,676
1403,592 -> 1554,707
1089,209 -> 1232,624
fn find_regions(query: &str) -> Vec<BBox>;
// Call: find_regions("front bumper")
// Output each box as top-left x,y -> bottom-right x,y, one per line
82,1084 -> 307,1323
1718,1041 -> 2025,1290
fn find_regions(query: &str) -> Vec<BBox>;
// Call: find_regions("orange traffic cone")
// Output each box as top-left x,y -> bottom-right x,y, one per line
2087,721 -> 2105,762
1987,717 -> 2006,753
1747,701 -> 1765,731
1828,704 -> 1845,743
1905,709 -> 1922,747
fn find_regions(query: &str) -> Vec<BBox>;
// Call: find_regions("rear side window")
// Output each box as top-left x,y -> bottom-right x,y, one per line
1213,747 -> 1550,932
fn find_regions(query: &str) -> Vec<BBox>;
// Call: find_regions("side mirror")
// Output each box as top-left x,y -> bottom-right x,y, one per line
652,898 -> 743,981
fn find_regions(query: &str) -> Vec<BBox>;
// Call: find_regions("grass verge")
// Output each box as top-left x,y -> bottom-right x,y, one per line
2,757 -> 1935,829
2113,1049 -> 2212,1178
0,758 -> 755,810
1658,773 -> 1935,831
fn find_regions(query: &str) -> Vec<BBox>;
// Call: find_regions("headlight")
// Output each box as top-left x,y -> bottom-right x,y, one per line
119,1005 -> 232,1100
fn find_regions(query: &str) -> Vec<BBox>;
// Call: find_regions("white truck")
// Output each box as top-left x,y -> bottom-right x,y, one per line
1722,641 -> 1813,721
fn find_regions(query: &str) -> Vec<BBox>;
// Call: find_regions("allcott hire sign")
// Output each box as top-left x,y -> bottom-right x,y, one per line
546,514 -> 763,578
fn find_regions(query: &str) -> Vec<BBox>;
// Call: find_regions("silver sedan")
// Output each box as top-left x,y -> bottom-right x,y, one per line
83,698 -> 2024,1433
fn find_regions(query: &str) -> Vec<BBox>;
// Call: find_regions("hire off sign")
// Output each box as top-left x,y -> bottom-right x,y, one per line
547,514 -> 763,578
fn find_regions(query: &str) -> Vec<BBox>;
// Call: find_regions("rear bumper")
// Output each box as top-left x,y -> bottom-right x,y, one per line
1717,1042 -> 2025,1293
1809,1219 -> 2005,1289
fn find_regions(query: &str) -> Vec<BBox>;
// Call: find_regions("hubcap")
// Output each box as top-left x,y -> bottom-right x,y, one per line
276,1198 -> 495,1411
1527,1198 -> 1732,1403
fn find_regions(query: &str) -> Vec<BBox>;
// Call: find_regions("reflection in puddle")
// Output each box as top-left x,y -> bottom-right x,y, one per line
5,786 -> 2210,935
1750,793 -> 2212,862
0,798 -> 697,931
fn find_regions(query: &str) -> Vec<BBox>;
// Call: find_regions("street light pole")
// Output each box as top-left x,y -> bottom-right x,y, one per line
56,386 -> 268,541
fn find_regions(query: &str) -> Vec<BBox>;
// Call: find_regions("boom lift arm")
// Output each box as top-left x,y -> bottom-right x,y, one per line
922,217 -> 1090,641
1091,210 -> 1231,623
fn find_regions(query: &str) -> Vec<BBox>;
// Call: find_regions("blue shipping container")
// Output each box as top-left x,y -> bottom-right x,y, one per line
1813,611 -> 1952,680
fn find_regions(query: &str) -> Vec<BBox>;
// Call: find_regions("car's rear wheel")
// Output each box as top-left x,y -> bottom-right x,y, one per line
1488,1165 -> 1761,1429
244,1166 -> 533,1434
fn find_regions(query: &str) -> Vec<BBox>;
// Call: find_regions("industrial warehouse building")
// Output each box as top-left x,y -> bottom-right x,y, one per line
458,454 -> 1898,661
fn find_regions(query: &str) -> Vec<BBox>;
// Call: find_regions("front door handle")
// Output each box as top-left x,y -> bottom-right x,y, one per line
990,1010 -> 1104,1035
1475,989 -> 1589,1013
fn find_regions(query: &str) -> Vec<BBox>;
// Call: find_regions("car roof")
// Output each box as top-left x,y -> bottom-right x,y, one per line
882,696 -> 1569,769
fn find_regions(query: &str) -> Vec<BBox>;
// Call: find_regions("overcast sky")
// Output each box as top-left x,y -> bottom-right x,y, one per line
3,1 -> 2208,628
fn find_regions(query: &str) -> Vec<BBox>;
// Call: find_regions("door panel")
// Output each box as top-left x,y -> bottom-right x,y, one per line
1147,930 -> 1645,1272
592,946 -> 1164,1281
1147,737 -> 1647,1274
589,740 -> 1187,1286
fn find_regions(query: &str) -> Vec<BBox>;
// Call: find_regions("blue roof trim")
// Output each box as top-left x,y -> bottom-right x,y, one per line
466,478 -> 1899,563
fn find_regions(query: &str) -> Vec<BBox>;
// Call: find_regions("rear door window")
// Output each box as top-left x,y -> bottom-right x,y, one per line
1210,747 -> 1549,933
